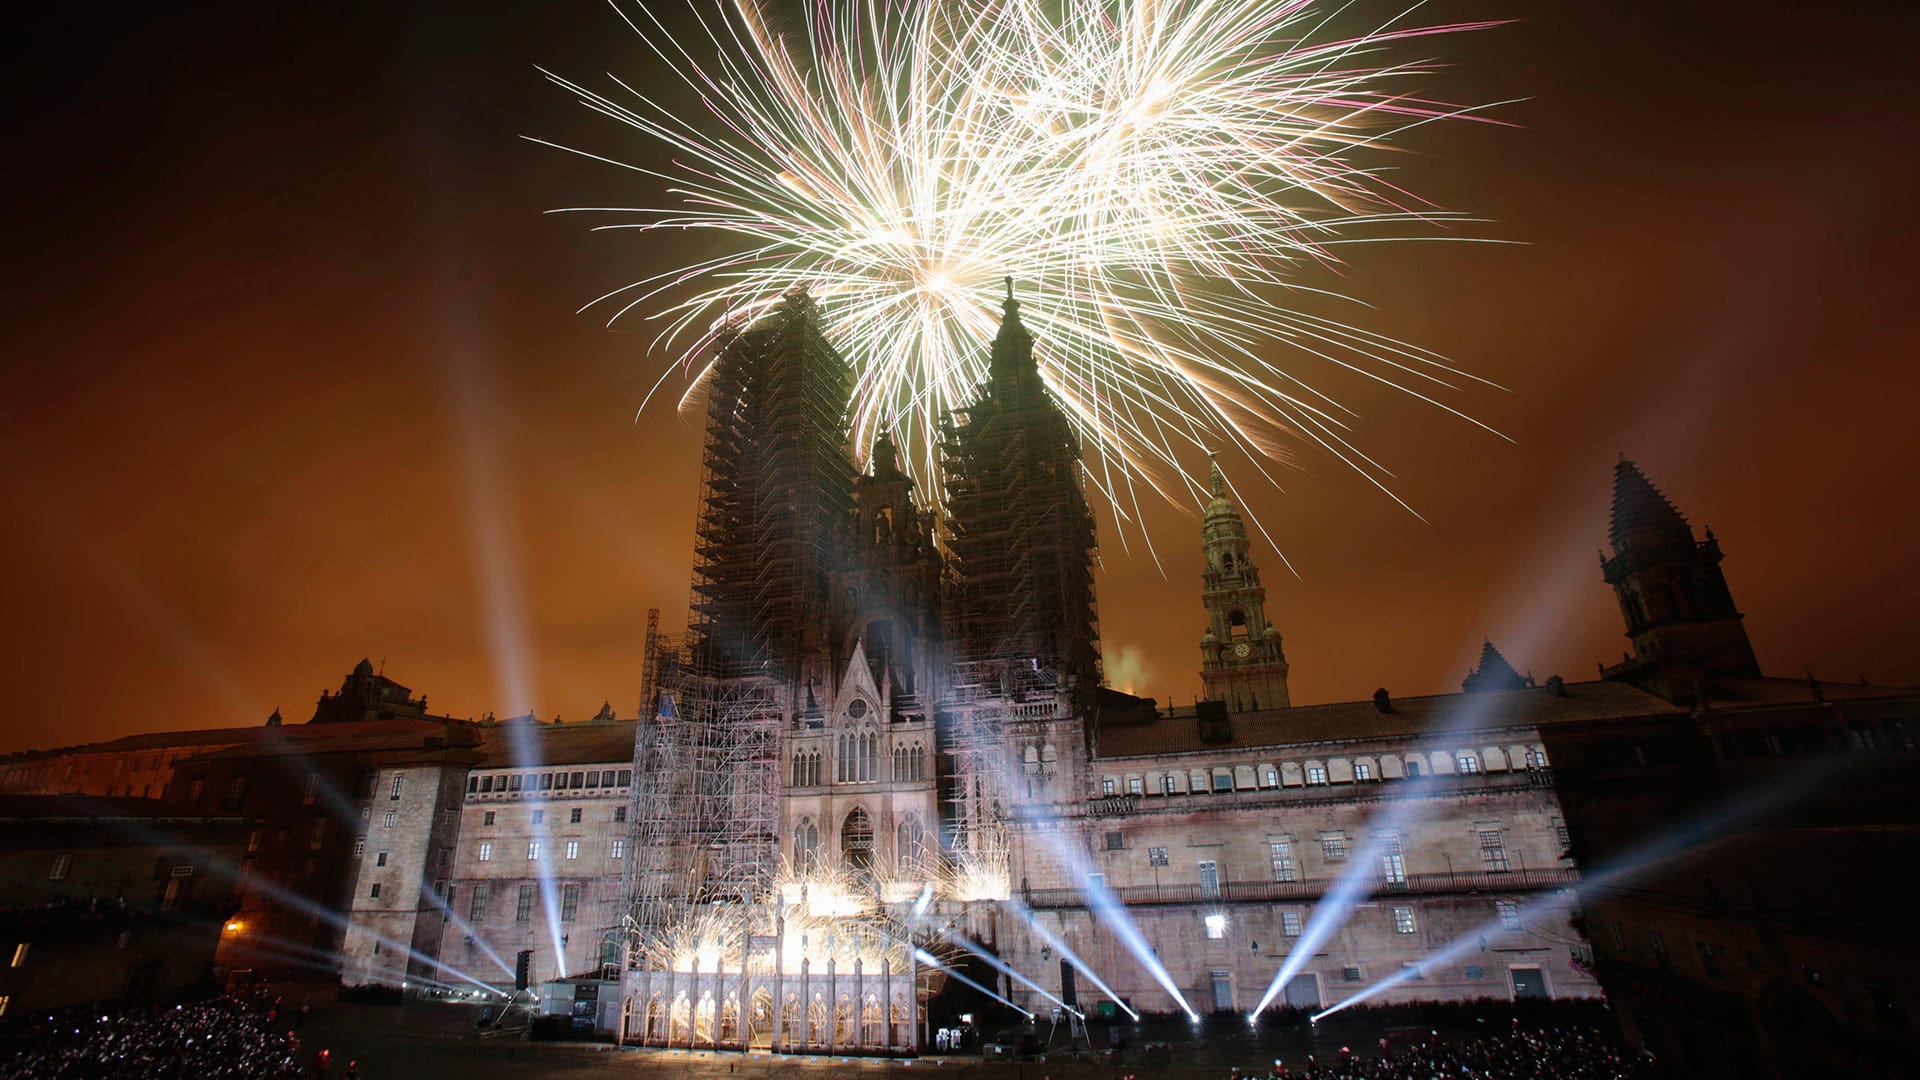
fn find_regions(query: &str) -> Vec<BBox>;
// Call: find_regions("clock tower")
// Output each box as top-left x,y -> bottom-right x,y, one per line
1198,459 -> 1291,711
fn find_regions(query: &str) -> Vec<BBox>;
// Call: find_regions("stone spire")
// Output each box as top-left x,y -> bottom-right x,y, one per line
1609,456 -> 1690,550
1462,639 -> 1528,693
989,276 -> 1038,382
1197,456 -> 1289,711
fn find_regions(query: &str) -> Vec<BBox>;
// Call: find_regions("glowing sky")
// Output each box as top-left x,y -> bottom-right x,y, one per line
3,0 -> 1916,752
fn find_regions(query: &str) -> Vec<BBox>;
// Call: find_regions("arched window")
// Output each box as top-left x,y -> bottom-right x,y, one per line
896,814 -> 926,871
1222,552 -> 1235,572
1229,609 -> 1249,639
1023,746 -> 1040,775
792,751 -> 808,788
807,750 -> 821,786
794,818 -> 819,871
842,807 -> 874,873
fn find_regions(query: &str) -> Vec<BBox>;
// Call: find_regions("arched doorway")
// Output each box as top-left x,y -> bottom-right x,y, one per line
842,807 -> 874,874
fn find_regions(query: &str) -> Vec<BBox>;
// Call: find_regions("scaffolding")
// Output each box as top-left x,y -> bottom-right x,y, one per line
627,287 -> 855,955
935,291 -> 1101,873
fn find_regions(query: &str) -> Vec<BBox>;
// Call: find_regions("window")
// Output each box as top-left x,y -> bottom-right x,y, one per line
188,779 -> 204,801
467,776 -> 478,794
47,854 -> 70,881
1127,777 -> 1143,795
310,819 -> 327,849
478,842 -> 492,862
470,883 -> 491,921
225,777 -> 247,807
1353,763 -> 1373,781
561,884 -> 581,922
376,851 -> 388,867
383,811 -> 396,829
1456,754 -> 1480,774
570,770 -> 584,788
1212,773 -> 1232,793
618,770 -> 631,786
516,885 -> 535,923
481,776 -> 494,794
304,773 -> 319,805
1322,835 -> 1347,860
1105,831 -> 1124,851
794,819 -> 819,870
532,809 -> 545,826
390,775 -> 404,801
1392,907 -> 1416,934
610,839 -> 626,859
527,841 -> 541,861
540,773 -> 554,791
1697,942 -> 1721,978
1380,835 -> 1406,885
1148,846 -> 1168,867
1479,830 -> 1509,873
1204,913 -> 1227,940
1263,767 -> 1279,788
1102,777 -> 1116,796
1405,760 -> 1421,778
1342,966 -> 1363,983
570,807 -> 583,824
10,944 -> 28,968
1281,911 -> 1302,936
370,883 -> 381,899
484,811 -> 496,826
1497,900 -> 1521,931
1198,861 -> 1221,899
1555,825 -> 1571,849
1525,749 -> 1548,768
442,809 -> 457,828
585,770 -> 600,788
1306,766 -> 1328,785
565,841 -> 580,860
353,837 -> 366,857
614,806 -> 627,823
1269,841 -> 1296,883
1162,775 -> 1178,795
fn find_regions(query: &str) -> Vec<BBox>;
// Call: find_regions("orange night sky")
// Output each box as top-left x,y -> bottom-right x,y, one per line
3,1 -> 1917,753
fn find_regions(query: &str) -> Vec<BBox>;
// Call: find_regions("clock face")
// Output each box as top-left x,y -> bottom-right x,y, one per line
1233,641 -> 1251,658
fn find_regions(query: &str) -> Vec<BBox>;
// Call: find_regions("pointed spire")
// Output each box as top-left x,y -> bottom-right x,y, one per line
1609,458 -> 1690,548
1462,639 -> 1528,693
1208,454 -> 1226,498
989,276 -> 1036,380
871,430 -> 901,479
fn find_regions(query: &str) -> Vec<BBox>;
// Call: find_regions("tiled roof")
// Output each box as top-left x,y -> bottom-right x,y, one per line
1095,680 -> 1685,759
184,718 -> 481,761
472,720 -> 637,769
0,793 -> 253,824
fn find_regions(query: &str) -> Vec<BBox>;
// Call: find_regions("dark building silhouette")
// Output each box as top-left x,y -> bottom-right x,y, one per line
1463,640 -> 1530,694
1599,458 -> 1760,704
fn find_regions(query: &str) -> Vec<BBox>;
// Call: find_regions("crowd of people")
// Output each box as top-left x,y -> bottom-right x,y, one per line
0,987 -> 354,1079
1214,1024 -> 1659,1080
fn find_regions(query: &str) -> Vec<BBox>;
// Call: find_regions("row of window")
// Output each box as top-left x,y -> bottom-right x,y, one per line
1198,905 -> 1421,940
472,838 -> 627,862
1132,829 -> 1515,885
466,768 -> 632,798
790,742 -> 927,787
464,882 -> 586,923
1100,749 -> 1549,798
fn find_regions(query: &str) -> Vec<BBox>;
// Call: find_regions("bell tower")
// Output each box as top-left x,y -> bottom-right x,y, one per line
1198,459 -> 1290,710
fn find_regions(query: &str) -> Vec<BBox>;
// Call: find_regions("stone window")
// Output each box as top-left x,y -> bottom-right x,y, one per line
304,774 -> 319,805
1127,777 -> 1144,796
1306,766 -> 1328,785
610,839 -> 626,859
370,883 -> 381,899
1198,861 -> 1221,899
1479,830 -> 1509,872
1353,763 -> 1373,781
1203,913 -> 1227,940
375,851 -> 388,867
1269,841 -> 1295,883
1392,907 -> 1416,934
1342,966 -> 1363,983
1211,772 -> 1232,793
1457,754 -> 1481,775
570,807 -> 583,824
353,837 -> 366,857
1162,775 -> 1178,795
389,775 -> 404,801
47,854 -> 69,881
1262,767 -> 1279,788
470,883 -> 490,921
618,770 -> 632,786
614,806 -> 627,823
483,811 -> 495,826
565,841 -> 580,860
1321,835 -> 1346,861
1148,846 -> 1168,867
1102,777 -> 1116,796
1281,911 -> 1302,936
1105,831 -> 1124,851
561,884 -> 581,922
527,840 -> 541,861
516,885 -> 535,923
532,810 -> 544,825
1497,900 -> 1521,931
383,811 -> 396,829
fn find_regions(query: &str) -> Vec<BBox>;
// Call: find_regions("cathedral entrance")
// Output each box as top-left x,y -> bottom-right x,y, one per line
842,808 -> 874,874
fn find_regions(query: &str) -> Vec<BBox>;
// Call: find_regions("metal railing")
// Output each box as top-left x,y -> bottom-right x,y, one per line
1018,867 -> 1580,909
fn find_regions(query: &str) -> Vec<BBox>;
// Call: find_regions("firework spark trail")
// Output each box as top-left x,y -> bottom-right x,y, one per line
537,0 -> 1512,541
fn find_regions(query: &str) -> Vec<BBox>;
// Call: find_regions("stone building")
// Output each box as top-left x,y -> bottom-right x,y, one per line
0,795 -> 251,1013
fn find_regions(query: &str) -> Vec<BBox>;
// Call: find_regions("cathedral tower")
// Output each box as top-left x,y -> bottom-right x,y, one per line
1198,459 -> 1290,710
1599,457 -> 1759,703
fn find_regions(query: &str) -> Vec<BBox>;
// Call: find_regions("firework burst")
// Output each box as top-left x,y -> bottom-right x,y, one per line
536,0 -> 1512,552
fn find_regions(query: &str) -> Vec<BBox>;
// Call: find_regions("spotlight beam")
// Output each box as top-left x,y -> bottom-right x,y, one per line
913,948 -> 1034,1019
1312,752 -> 1865,1020
1005,898 -> 1138,1020
942,931 -> 1082,1018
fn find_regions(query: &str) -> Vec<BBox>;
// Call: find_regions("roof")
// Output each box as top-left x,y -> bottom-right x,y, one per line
472,719 -> 637,769
1609,458 -> 1691,548
184,718 -> 481,762
1704,676 -> 1920,708
1,725 -> 282,762
1095,680 -> 1686,759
